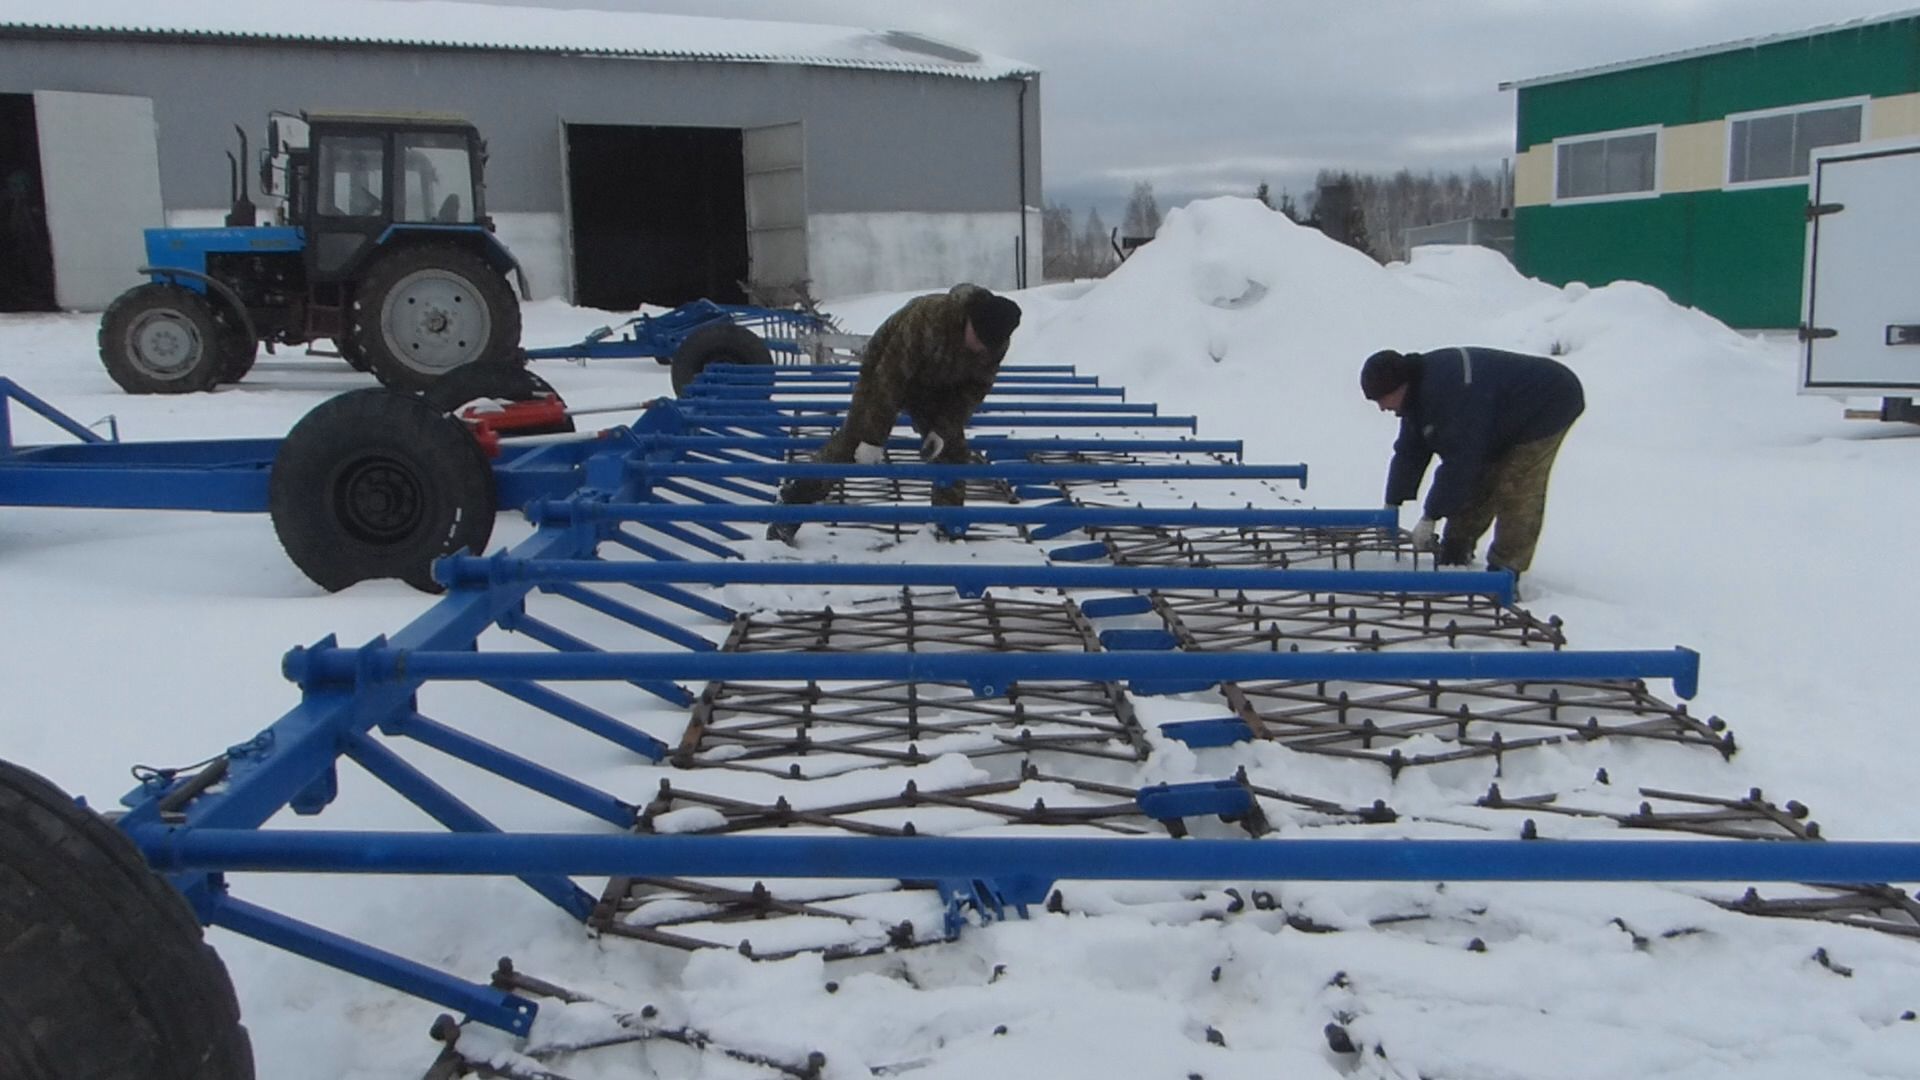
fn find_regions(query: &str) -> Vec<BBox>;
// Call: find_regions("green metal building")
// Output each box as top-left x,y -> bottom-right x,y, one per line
1503,10 -> 1920,329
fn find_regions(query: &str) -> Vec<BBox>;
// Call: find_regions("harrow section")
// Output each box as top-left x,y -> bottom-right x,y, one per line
103,357 -> 1920,1073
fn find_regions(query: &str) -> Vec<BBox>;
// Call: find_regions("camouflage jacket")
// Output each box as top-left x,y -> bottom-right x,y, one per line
839,284 -> 1009,445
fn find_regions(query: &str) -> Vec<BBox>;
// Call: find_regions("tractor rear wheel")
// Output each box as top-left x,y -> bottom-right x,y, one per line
270,388 -> 496,592
98,283 -> 228,394
350,244 -> 521,393
670,321 -> 772,395
0,759 -> 254,1080
334,335 -> 371,372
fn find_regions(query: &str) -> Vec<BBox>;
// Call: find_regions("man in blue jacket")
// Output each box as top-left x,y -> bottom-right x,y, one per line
1361,347 -> 1584,581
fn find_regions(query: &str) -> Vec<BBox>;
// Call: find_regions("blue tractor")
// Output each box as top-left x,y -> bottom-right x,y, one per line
98,110 -> 529,394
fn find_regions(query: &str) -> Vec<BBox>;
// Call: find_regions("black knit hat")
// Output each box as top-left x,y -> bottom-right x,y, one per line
966,292 -> 1023,350
1360,349 -> 1418,400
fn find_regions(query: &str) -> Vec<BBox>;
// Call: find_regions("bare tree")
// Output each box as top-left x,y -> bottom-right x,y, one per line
1041,201 -> 1079,281
1121,181 -> 1161,241
1078,207 -> 1116,277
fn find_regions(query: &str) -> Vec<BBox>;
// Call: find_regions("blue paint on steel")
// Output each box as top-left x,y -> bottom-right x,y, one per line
434,555 -> 1514,605
1048,542 -> 1110,563
140,828 -> 1920,885
1098,629 -> 1181,651
1157,718 -> 1255,748
1079,596 -> 1156,618
522,300 -> 829,361
495,609 -> 694,709
630,460 -> 1307,485
283,642 -> 1702,701
143,226 -> 304,285
538,581 -> 720,652
1135,780 -> 1254,823
526,501 -> 1382,532
680,412 -> 1202,430
342,731 -> 596,920
205,894 -> 540,1035
481,679 -> 669,762
382,711 -> 635,827
1,378 -> 111,446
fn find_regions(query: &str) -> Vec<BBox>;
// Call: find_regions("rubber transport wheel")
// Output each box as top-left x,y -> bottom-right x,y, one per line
270,388 -> 497,592
0,759 -> 254,1080
215,309 -> 258,384
334,334 -> 371,372
669,321 -> 772,395
421,361 -> 576,435
349,243 -> 522,392
98,283 -> 228,394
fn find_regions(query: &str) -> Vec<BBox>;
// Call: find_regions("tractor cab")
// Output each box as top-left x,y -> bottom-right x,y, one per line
263,110 -> 492,286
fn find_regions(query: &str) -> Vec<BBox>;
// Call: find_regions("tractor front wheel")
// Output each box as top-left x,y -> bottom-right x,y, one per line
0,759 -> 254,1080
350,244 -> 521,392
670,321 -> 772,395
98,283 -> 229,394
270,388 -> 496,592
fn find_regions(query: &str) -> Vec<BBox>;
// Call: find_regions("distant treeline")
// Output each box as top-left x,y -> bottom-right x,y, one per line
1042,166 -> 1510,280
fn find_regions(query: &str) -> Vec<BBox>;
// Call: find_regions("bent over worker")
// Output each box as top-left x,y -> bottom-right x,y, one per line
770,284 -> 1022,542
1361,346 -> 1584,584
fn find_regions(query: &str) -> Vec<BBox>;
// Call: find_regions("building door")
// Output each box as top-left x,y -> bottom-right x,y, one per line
31,90 -> 164,311
562,123 -> 749,311
0,94 -> 55,311
742,121 -> 808,304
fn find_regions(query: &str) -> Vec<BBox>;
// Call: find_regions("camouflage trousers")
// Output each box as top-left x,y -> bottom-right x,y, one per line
778,407 -> 975,508
1440,427 -> 1570,573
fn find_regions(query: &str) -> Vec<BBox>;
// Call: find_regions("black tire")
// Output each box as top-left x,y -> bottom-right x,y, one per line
334,335 -> 372,372
0,759 -> 254,1080
670,321 -> 772,395
349,243 -> 522,392
270,388 -> 496,592
98,283 -> 228,394
215,310 -> 258,384
420,362 -> 575,434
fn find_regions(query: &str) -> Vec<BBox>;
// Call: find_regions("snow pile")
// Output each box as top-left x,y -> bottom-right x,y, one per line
4,197 -> 1920,1079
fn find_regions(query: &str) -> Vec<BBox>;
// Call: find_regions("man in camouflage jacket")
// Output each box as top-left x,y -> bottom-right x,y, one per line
772,284 -> 1022,538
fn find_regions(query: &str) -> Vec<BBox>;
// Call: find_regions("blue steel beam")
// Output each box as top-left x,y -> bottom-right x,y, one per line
206,893 -> 541,1035
628,460 -> 1306,485
435,556 -> 1486,602
525,501 -> 1390,532
681,413 -> 1201,430
285,644 -> 1701,700
631,434 -> 1245,457
705,363 -> 1080,375
683,384 -> 1128,398
680,400 -> 1159,416
141,829 -> 1920,885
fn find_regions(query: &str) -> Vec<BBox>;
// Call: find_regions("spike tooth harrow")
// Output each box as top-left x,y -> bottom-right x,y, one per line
86,356 -> 1920,1055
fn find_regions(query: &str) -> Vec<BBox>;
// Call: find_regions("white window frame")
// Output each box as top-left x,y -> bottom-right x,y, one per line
1723,95 -> 1869,190
1549,124 -> 1663,205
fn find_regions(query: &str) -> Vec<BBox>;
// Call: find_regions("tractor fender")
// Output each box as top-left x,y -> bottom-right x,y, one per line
376,225 -> 531,300
137,265 -> 259,348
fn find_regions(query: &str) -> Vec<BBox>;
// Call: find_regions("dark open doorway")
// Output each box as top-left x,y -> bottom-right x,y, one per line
0,94 -> 56,312
565,123 -> 750,311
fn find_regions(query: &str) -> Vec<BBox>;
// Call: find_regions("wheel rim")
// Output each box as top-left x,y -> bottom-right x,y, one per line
380,268 -> 494,376
123,308 -> 204,379
333,455 -> 425,545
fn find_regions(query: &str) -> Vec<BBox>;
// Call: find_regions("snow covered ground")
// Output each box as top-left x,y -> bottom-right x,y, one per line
4,197 -> 1919,1078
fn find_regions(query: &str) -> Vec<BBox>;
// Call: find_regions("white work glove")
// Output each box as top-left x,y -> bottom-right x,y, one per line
919,431 -> 946,463
1409,516 -> 1438,551
853,441 -> 887,465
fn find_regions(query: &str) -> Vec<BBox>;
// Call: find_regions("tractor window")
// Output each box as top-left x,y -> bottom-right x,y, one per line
397,133 -> 475,224
316,134 -> 386,218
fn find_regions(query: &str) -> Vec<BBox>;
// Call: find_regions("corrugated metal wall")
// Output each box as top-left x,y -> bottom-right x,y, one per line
0,34 -> 1042,303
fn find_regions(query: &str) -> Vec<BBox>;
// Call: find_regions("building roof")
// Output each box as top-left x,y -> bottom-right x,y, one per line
1500,7 -> 1920,90
0,0 -> 1039,81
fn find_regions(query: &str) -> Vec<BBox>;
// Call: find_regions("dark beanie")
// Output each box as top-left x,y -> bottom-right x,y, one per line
966,292 -> 1023,350
1360,349 -> 1418,400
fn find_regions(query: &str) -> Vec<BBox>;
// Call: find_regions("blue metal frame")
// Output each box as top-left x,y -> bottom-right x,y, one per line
522,300 -> 832,362
47,350 -> 1915,1046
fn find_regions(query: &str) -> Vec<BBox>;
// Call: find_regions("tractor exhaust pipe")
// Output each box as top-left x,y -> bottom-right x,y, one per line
225,124 -> 257,228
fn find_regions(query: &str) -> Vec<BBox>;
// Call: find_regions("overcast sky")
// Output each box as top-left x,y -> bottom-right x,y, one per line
461,0 -> 1909,219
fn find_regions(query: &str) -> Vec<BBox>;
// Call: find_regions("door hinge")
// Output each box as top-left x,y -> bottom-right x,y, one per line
1806,202 -> 1845,220
1798,325 -> 1838,342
